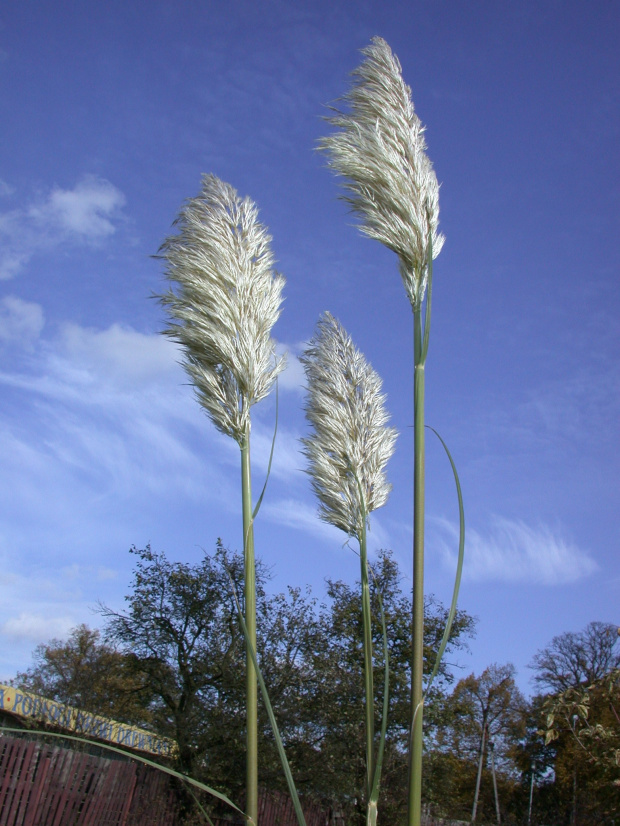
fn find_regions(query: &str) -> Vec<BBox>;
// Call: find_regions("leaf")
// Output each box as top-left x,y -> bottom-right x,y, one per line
0,726 -> 246,822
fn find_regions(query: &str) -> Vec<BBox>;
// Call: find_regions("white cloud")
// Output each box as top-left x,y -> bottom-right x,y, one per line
28,176 -> 125,239
366,514 -> 391,555
252,424 -> 304,481
0,296 -> 44,346
0,612 -> 75,642
0,176 -> 127,279
0,179 -> 15,197
56,322 -> 179,387
275,342 -> 306,393
434,516 -> 598,585
96,567 -> 118,582
0,319 -> 240,541
263,497 -> 343,543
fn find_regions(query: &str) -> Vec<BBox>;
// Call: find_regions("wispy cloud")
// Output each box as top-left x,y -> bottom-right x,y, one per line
263,497 -> 343,543
0,613 -> 76,643
0,179 -> 15,197
252,424 -> 304,481
262,495 -> 392,555
275,342 -> 306,393
0,296 -> 45,346
0,176 -> 127,279
433,516 -> 598,585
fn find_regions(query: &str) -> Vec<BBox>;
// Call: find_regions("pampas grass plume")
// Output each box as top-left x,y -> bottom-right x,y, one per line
319,37 -> 444,309
157,174 -> 285,443
301,312 -> 397,540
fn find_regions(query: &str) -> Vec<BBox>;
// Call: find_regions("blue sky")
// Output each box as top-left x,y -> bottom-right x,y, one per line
0,0 -> 618,695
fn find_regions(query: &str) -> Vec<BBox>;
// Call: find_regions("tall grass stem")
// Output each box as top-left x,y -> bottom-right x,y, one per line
241,431 -> 258,826
360,516 -> 375,807
409,305 -> 426,826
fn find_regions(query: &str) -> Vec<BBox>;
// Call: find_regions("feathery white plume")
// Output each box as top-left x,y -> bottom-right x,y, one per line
301,312 -> 397,540
320,37 -> 444,309
158,174 -> 285,444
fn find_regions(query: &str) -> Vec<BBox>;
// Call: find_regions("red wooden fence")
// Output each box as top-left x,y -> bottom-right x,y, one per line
0,733 -> 345,826
0,734 -> 178,825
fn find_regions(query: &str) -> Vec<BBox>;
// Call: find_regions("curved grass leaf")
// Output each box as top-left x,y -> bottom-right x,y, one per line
253,377 -> 279,520
368,582 -> 390,826
0,726 -> 246,822
229,586 -> 307,826
423,425 -> 465,697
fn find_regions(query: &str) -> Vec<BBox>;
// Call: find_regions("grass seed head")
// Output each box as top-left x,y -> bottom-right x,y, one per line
319,37 -> 444,309
158,174 -> 285,443
301,312 -> 397,539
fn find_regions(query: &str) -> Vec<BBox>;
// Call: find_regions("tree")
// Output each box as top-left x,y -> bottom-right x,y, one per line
14,544 -> 476,823
302,550 -> 476,826
16,623 -> 153,727
525,622 -> 620,825
99,543 -> 249,780
441,664 -> 526,823
530,621 -> 620,693
529,623 -> 620,824
98,542 -> 321,806
541,668 -> 620,822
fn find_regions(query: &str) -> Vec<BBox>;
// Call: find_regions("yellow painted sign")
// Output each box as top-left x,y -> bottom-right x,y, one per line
0,683 -> 176,757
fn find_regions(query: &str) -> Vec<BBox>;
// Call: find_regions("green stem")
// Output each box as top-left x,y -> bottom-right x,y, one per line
408,305 -> 425,826
241,429 -> 258,826
359,518 -> 375,811
232,589 -> 307,826
368,576 -> 390,826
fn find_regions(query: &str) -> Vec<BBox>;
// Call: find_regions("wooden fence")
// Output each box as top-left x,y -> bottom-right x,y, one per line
209,790 -> 345,826
0,734 -> 178,825
0,733 -> 343,826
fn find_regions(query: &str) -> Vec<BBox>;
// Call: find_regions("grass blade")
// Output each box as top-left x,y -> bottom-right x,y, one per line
229,586 -> 307,826
423,426 -> 465,696
0,726 -> 246,821
253,377 -> 279,520
368,581 -> 390,826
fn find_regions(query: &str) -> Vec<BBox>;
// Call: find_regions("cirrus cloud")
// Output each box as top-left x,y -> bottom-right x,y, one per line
0,176 -> 127,280
434,516 -> 598,585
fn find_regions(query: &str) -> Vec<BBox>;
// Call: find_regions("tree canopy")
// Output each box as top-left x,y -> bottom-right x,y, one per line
529,621 -> 620,693
15,546 -> 619,824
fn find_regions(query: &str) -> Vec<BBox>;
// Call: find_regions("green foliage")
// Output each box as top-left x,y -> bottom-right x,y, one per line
530,621 -> 620,693
527,621 -> 620,824
427,664 -> 526,823
97,542 -> 326,816
303,551 -> 476,825
15,544 -> 476,824
99,544 -> 257,784
541,669 -> 620,821
15,623 -> 154,727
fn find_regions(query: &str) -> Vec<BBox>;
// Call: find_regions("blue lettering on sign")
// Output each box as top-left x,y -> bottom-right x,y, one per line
13,693 -> 24,714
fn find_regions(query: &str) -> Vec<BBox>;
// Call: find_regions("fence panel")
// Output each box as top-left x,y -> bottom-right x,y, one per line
0,735 -> 178,826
